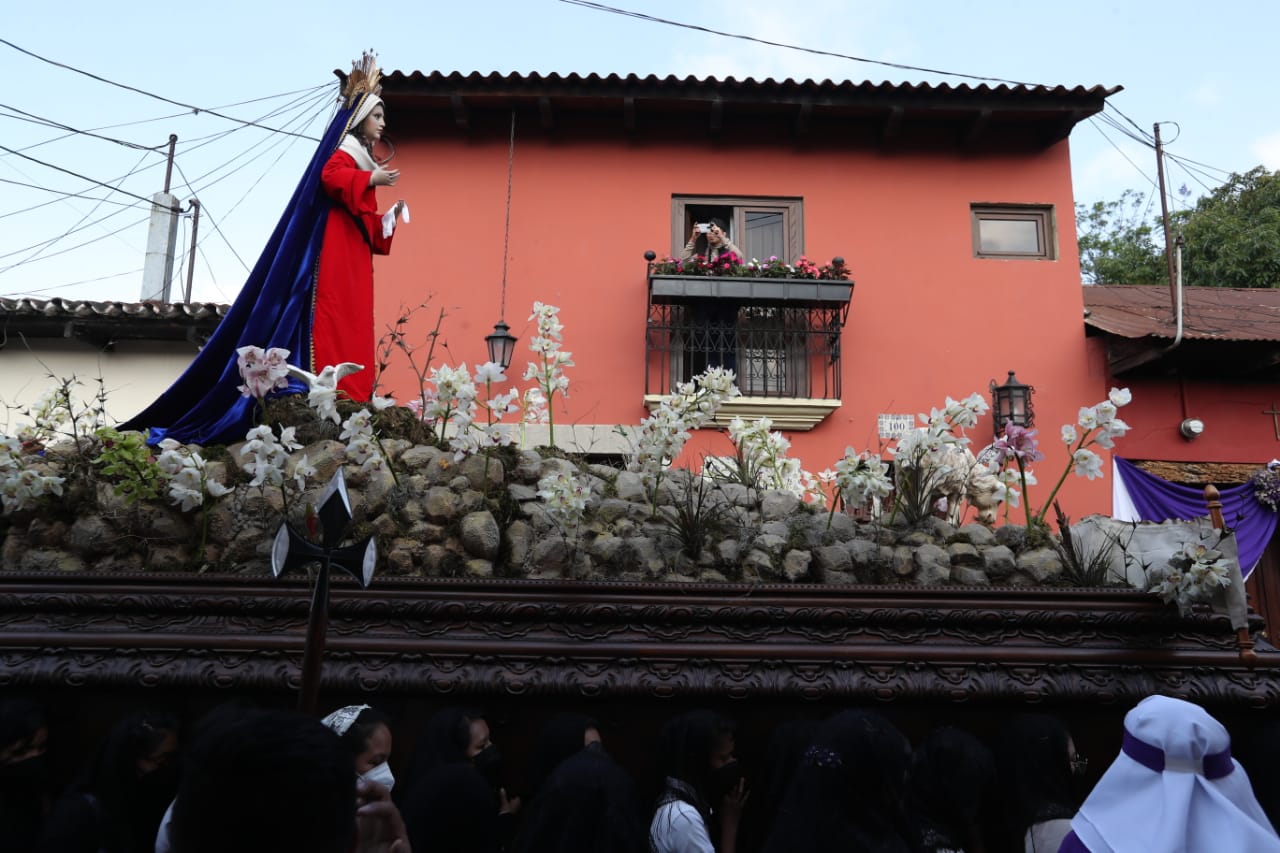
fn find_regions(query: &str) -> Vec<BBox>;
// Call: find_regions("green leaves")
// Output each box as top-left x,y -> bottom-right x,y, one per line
93,427 -> 164,504
1077,167 -> 1280,288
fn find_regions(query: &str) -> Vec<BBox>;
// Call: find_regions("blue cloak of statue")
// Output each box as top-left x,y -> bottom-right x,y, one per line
120,103 -> 356,446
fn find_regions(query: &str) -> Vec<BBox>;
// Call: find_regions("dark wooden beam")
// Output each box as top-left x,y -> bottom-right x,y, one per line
538,96 -> 554,131
795,101 -> 812,135
709,99 -> 723,132
880,105 -> 903,144
963,108 -> 992,148
1045,108 -> 1089,145
623,96 -> 636,133
450,95 -> 469,130
1108,339 -> 1171,375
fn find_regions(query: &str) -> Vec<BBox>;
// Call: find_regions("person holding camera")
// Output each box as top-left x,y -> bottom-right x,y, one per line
681,218 -> 743,263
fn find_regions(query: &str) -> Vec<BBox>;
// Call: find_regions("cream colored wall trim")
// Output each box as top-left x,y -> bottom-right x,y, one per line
642,395 -> 841,431
514,423 -> 636,454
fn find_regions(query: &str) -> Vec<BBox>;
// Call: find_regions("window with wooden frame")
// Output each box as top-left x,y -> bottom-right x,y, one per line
971,205 -> 1056,260
671,196 -> 804,261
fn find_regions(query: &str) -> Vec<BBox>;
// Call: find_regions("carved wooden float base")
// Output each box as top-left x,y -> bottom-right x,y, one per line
1,574 -> 1275,708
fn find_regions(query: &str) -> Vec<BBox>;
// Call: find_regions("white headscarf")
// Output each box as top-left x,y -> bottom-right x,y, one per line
321,704 -> 371,737
1070,694 -> 1280,852
337,93 -> 382,171
350,93 -> 383,133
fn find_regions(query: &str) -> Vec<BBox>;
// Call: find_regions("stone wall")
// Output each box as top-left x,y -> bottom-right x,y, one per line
0,439 -> 1066,585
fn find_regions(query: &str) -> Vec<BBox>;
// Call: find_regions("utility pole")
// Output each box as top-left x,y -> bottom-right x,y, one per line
184,200 -> 200,303
141,134 -> 181,303
1154,123 -> 1177,308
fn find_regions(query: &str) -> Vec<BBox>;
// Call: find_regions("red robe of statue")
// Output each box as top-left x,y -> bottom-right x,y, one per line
311,149 -> 395,401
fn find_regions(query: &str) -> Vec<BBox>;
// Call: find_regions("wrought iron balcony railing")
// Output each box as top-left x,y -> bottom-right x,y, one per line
645,273 -> 853,400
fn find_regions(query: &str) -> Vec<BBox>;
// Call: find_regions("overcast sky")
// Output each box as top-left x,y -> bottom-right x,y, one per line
3,0 -> 1276,303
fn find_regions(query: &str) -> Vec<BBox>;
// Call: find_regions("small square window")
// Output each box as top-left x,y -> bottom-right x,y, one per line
972,206 -> 1055,259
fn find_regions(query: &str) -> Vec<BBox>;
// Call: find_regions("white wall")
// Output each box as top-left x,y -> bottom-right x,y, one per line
0,340 -> 198,431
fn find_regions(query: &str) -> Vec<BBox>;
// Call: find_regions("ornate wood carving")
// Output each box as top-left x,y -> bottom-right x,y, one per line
1,573 -> 1275,707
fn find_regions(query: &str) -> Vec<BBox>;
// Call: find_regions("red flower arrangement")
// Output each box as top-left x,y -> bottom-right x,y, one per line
650,253 -> 851,281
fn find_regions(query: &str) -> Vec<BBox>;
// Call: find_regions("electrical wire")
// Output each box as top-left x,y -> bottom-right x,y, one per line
176,88 -> 332,192
173,164 -> 250,273
0,103 -> 166,152
1,268 -> 144,299
0,213 -> 150,275
0,143 -> 165,206
558,0 -> 1046,86
1167,156 -> 1218,197
0,178 -> 141,216
1087,118 -> 1159,192
174,85 -> 333,159
0,87 -> 330,286
164,92 -> 333,282
6,150 -> 154,270
193,240 -> 230,303
0,37 -> 322,141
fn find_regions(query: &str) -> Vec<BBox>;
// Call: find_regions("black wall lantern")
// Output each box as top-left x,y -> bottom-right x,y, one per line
990,370 -> 1035,436
485,321 -> 517,371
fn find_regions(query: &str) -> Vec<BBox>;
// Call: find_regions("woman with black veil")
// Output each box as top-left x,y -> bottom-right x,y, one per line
397,707 -> 519,853
903,726 -> 996,853
762,709 -> 913,853
38,709 -> 179,853
0,699 -> 51,853
515,739 -> 646,853
993,713 -> 1086,853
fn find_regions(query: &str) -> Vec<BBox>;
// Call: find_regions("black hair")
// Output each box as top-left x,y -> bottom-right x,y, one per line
516,747 -> 646,853
654,710 -> 735,817
994,713 -> 1081,847
739,717 -> 819,852
53,708 -> 180,853
905,727 -> 996,852
708,216 -> 729,232
169,709 -> 355,853
402,707 -> 486,790
764,710 -> 913,853
527,712 -> 599,797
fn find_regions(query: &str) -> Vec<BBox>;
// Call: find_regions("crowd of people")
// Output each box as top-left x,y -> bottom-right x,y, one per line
1,694 -> 1277,853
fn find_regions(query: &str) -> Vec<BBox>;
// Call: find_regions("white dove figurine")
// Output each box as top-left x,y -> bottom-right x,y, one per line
286,362 -> 364,424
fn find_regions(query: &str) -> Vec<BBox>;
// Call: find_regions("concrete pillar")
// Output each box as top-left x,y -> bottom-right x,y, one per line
140,192 -> 180,303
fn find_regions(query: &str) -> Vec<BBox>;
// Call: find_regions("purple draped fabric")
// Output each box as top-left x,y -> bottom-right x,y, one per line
1115,457 -> 1277,579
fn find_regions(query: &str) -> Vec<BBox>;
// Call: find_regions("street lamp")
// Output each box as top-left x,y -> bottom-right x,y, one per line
485,321 -> 517,370
990,370 -> 1035,436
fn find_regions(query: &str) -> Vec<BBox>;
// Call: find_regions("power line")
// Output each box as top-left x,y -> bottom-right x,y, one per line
1087,118 -> 1159,192
0,268 -> 144,299
0,204 -> 147,264
0,103 -> 165,152
174,162 -> 250,273
6,150 -> 153,270
0,214 -> 150,275
174,85 -> 333,157
0,178 -> 141,217
1102,102 -> 1155,144
0,143 -> 165,207
177,88 -> 332,192
558,0 -> 1046,86
1165,151 -> 1234,180
0,37 -> 322,141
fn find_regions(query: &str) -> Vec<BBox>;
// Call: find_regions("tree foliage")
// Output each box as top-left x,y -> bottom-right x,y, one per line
1076,166 -> 1280,288
1177,166 -> 1280,289
1076,189 -> 1168,285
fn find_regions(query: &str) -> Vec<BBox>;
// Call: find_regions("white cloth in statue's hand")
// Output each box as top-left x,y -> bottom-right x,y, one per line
381,203 -> 410,239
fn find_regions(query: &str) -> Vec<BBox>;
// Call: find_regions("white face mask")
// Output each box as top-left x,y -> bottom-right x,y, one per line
359,761 -> 395,793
